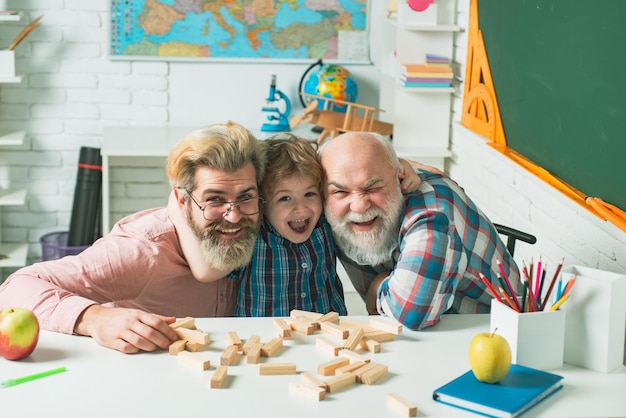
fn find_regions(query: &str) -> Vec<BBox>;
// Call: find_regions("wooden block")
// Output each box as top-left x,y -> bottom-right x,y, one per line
316,335 -> 343,356
273,318 -> 292,338
319,321 -> 349,339
168,339 -> 187,355
289,380 -> 326,401
363,329 -> 395,343
353,362 -> 381,382
211,366 -> 228,389
220,344 -> 238,366
339,318 -> 370,329
185,341 -> 208,352
388,393 -> 417,417
246,343 -> 262,364
177,351 -> 210,371
335,360 -> 368,376
242,335 -> 261,355
324,372 -> 356,393
261,337 -> 283,357
301,371 -> 326,389
360,338 -> 381,353
227,331 -> 242,350
338,348 -> 370,364
171,316 -> 195,329
318,311 -> 339,323
317,357 -> 350,376
343,327 -> 365,351
290,309 -> 322,330
288,318 -> 315,335
359,363 -> 388,385
290,309 -> 323,322
258,363 -> 297,375
370,317 -> 403,335
174,327 -> 210,345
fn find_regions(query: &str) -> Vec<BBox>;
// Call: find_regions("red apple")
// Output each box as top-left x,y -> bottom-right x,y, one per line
0,307 -> 40,360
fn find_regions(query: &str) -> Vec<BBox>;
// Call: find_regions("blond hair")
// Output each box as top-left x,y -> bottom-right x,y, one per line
261,134 -> 321,201
166,121 -> 267,192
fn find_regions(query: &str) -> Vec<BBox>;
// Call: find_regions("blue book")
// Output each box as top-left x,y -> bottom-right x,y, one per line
432,364 -> 563,418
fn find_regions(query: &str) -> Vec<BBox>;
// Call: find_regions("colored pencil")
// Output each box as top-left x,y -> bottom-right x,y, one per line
496,260 -> 521,311
498,286 -> 520,312
534,256 -> 543,298
479,272 -> 504,304
550,293 -> 570,311
540,258 -> 564,311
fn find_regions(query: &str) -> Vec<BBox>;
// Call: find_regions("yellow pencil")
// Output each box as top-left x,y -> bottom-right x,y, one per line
550,293 -> 570,311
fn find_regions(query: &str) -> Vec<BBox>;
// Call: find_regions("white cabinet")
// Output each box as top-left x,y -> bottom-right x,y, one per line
379,1 -> 460,170
0,12 -> 28,269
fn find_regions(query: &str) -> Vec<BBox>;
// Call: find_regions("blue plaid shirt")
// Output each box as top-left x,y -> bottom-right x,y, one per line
339,170 -> 520,330
229,216 -> 347,317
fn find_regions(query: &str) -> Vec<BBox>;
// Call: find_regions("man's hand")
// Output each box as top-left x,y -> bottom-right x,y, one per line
74,305 -> 178,354
365,272 -> 389,315
398,158 -> 422,194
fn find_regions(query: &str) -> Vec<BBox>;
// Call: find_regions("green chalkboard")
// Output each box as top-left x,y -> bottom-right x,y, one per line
477,0 -> 626,212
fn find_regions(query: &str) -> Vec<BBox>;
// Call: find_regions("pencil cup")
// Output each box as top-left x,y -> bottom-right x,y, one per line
490,299 -> 565,370
560,265 -> 626,373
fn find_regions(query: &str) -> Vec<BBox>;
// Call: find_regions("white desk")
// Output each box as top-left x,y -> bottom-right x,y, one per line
101,126 -> 318,234
2,315 -> 624,417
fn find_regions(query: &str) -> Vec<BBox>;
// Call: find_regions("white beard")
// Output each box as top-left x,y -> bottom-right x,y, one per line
326,189 -> 404,266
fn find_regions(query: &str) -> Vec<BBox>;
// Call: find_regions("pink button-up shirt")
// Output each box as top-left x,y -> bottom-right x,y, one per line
0,208 -> 237,334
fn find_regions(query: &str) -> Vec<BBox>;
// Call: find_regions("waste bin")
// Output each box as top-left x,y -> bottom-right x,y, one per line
40,231 -> 90,261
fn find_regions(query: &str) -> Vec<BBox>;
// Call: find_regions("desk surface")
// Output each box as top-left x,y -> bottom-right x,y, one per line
1,315 -> 624,418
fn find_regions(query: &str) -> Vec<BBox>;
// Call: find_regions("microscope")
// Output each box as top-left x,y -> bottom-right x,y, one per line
261,74 -> 291,132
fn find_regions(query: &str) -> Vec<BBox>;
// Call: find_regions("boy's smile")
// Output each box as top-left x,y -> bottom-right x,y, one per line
265,174 -> 323,244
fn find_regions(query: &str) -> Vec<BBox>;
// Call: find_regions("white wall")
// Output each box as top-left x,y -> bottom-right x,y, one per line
0,0 -> 624,281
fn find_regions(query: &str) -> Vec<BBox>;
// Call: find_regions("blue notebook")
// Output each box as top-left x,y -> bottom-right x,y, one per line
432,364 -> 563,418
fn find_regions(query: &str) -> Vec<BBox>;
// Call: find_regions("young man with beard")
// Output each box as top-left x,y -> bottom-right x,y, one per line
319,132 -> 521,331
0,121 -> 266,353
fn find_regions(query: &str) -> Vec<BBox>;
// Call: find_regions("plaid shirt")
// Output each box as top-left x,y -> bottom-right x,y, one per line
339,171 -> 520,330
229,216 -> 347,317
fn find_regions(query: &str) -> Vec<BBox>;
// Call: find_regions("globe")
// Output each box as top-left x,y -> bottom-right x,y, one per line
302,64 -> 358,113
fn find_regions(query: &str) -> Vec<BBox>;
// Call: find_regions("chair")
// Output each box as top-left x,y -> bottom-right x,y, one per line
493,224 -> 537,256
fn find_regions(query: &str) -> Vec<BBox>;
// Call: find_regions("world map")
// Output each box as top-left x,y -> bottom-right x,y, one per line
110,0 -> 369,61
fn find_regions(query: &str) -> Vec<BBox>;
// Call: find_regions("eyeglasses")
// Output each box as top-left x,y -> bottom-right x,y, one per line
186,190 -> 264,221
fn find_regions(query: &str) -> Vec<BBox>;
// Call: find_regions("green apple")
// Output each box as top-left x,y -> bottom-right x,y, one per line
0,307 -> 40,361
468,330 -> 512,384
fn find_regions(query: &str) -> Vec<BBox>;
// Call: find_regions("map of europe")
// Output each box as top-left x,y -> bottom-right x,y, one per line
110,0 -> 368,60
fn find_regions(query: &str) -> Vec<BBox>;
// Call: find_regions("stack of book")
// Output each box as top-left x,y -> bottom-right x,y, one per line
398,54 -> 454,88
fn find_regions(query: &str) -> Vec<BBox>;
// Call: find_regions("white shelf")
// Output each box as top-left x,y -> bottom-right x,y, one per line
0,11 -> 22,22
0,242 -> 28,268
402,86 -> 456,94
0,11 -> 27,271
386,16 -> 462,32
0,130 -> 26,146
0,188 -> 27,206
0,75 -> 22,83
380,0 -> 459,172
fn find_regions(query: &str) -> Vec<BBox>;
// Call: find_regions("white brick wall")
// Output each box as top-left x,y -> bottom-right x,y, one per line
0,0 -> 624,282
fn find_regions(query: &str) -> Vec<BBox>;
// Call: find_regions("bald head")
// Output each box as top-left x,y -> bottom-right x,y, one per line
320,132 -> 401,191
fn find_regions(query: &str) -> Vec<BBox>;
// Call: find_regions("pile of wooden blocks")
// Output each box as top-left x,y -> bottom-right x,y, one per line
168,311 -> 417,417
